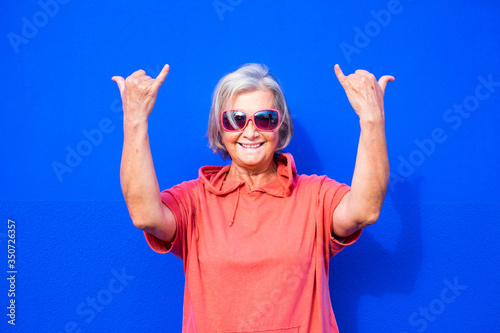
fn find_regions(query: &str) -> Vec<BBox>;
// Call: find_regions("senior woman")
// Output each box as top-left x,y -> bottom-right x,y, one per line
112,63 -> 393,332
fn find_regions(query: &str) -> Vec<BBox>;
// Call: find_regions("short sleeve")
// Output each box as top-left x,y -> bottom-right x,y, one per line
330,228 -> 362,257
318,177 -> 362,257
143,180 -> 199,260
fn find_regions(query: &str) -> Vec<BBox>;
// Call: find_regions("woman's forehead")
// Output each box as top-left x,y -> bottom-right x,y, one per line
229,89 -> 275,111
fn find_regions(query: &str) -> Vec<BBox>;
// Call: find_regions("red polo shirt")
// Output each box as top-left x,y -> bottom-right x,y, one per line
145,153 -> 361,332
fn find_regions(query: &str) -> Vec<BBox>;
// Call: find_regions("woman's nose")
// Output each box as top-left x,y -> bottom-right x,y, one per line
242,120 -> 259,138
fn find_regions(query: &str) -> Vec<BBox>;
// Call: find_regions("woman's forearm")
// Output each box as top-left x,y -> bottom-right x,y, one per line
348,118 -> 390,227
120,119 -> 167,231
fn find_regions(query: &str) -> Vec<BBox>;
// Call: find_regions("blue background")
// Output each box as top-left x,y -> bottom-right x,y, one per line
2,0 -> 499,332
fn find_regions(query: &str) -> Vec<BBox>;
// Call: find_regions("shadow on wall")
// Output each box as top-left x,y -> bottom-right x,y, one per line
291,117 -> 423,332
329,178 -> 424,333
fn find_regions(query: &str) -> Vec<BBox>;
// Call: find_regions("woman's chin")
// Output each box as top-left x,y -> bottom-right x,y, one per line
232,151 -> 271,169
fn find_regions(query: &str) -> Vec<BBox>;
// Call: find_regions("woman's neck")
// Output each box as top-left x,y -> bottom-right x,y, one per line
226,160 -> 278,189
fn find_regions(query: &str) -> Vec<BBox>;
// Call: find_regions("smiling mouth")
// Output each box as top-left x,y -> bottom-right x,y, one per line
238,143 -> 264,149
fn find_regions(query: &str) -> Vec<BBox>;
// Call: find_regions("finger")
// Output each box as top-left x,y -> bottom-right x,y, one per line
130,69 -> 146,78
111,76 -> 125,93
334,64 -> 349,87
378,75 -> 395,93
152,64 -> 170,90
355,69 -> 371,76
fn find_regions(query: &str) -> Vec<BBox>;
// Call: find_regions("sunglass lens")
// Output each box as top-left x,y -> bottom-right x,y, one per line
223,111 -> 246,131
254,110 -> 279,131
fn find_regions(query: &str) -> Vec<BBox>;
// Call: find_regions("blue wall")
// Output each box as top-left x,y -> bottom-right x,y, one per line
2,0 -> 499,332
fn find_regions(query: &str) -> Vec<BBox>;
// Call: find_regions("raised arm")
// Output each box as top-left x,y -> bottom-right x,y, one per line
332,64 -> 394,237
112,64 -> 176,242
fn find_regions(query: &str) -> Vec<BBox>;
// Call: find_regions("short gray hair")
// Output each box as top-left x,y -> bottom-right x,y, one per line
207,63 -> 294,159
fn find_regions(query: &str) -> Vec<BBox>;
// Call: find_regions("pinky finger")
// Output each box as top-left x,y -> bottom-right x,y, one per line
334,64 -> 351,90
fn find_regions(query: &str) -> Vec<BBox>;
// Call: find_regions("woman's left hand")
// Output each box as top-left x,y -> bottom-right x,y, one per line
334,64 -> 394,122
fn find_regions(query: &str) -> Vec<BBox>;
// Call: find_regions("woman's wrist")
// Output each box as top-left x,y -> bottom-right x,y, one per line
359,115 -> 385,131
123,115 -> 149,133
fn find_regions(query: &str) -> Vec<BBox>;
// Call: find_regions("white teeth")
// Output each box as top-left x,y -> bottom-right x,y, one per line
240,143 -> 261,148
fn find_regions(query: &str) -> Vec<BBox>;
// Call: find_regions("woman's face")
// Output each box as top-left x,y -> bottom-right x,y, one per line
220,89 -> 280,172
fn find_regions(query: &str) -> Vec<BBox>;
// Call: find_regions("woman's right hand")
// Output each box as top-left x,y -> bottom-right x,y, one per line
112,64 -> 170,123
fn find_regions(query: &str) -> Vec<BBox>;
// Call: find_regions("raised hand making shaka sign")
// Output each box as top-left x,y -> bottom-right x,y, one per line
331,64 -> 394,237
334,64 -> 394,123
112,64 -> 170,123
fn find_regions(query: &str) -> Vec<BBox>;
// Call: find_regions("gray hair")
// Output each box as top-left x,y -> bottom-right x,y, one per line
207,63 -> 294,159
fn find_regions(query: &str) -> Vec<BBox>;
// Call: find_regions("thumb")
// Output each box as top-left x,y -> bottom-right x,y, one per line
378,75 -> 395,94
152,64 -> 170,90
111,76 -> 125,94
